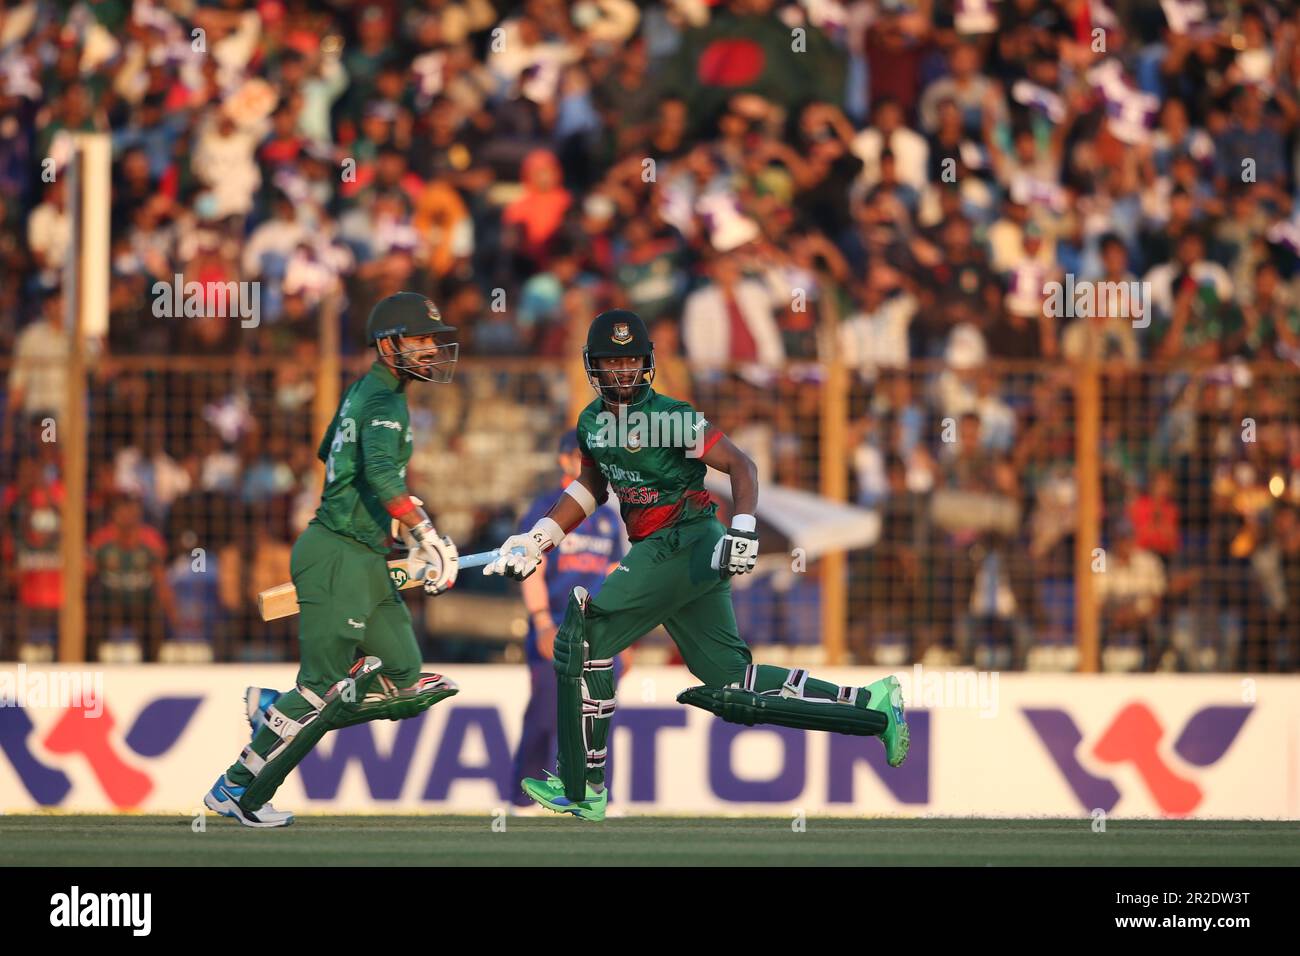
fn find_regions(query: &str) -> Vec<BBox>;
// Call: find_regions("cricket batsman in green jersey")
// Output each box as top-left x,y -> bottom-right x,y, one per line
204,292 -> 462,827
484,309 -> 909,821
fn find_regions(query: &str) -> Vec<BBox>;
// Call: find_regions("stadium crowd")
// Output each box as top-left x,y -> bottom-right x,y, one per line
3,0 -> 1300,671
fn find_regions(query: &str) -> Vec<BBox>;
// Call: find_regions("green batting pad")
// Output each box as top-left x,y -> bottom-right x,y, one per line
677,685 -> 888,736
241,657 -> 384,810
553,588 -> 590,801
329,673 -> 458,727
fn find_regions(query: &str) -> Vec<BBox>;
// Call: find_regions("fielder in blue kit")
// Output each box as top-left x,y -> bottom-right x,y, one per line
511,431 -> 627,809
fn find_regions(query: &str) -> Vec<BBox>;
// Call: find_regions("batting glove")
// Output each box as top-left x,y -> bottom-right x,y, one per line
711,514 -> 759,577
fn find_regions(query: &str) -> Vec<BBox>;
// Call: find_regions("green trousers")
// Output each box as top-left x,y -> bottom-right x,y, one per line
567,516 -> 852,786
226,522 -> 421,787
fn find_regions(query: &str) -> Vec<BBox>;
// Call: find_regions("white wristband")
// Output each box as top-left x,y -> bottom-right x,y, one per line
731,513 -> 757,533
563,479 -> 597,517
532,516 -> 566,551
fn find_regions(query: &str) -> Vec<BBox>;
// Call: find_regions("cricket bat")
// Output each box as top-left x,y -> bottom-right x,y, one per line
256,548 -> 521,621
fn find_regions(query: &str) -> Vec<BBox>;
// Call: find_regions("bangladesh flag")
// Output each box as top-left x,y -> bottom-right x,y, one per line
664,12 -> 847,128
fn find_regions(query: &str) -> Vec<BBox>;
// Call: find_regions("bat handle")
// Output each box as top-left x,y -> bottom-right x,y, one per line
457,546 -> 527,570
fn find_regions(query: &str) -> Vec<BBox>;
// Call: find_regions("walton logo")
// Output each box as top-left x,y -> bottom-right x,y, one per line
1023,702 -> 1252,815
0,697 -> 202,808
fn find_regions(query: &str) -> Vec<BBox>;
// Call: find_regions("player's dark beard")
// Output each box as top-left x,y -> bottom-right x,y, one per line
604,371 -> 639,405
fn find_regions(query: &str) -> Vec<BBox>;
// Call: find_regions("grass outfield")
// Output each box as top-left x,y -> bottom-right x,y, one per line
0,816 -> 1296,866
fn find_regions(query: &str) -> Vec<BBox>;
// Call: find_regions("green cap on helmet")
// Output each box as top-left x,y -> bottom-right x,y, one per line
584,308 -> 651,358
367,292 -> 459,384
366,292 -> 457,344
584,309 -> 655,407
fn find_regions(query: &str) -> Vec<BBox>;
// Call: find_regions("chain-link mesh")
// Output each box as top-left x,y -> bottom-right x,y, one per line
3,352 -> 1298,672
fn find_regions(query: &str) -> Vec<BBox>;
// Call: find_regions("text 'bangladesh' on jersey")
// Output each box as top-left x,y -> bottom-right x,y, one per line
576,390 -> 724,541
313,361 -> 413,553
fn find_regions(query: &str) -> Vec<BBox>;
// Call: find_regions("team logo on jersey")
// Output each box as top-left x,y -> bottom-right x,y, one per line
625,430 -> 642,453
611,322 -> 633,345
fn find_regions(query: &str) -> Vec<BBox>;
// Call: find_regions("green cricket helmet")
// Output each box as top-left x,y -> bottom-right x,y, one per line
366,292 -> 459,383
583,309 -> 655,407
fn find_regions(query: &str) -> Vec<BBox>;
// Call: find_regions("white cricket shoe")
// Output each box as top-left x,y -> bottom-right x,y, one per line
204,775 -> 294,828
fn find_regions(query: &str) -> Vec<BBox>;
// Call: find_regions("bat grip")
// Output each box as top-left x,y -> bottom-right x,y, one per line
458,546 -> 527,570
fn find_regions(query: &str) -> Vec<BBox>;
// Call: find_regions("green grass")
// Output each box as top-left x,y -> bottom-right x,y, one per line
1,815 -> 1296,866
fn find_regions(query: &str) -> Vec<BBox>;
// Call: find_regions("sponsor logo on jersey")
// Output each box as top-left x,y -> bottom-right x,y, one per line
347,619 -> 366,629
588,407 -> 709,456
370,419 -> 402,430
597,461 -> 645,484
615,485 -> 659,505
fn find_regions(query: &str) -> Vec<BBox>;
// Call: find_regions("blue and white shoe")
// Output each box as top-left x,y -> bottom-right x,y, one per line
203,775 -> 294,828
244,687 -> 281,740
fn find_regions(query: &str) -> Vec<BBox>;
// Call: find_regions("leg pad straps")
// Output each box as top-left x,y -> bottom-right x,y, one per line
239,656 -> 384,809
677,684 -> 888,736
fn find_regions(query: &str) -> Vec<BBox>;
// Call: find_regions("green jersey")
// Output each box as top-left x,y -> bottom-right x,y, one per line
312,361 -> 413,553
576,390 -> 723,541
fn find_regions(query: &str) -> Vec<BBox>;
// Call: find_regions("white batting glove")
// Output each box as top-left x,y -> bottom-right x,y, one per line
711,514 -> 759,577
411,532 -> 459,595
483,518 -> 564,581
482,533 -> 543,580
409,519 -> 448,572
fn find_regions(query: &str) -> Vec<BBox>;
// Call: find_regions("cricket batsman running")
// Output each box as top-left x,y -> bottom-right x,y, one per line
484,309 -> 909,821
204,292 -> 462,827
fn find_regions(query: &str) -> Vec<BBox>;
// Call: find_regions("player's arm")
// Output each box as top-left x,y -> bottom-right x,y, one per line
520,554 -> 555,658
354,394 -> 427,531
540,456 -> 607,539
699,432 -> 757,517
316,415 -> 336,464
360,397 -> 452,576
699,430 -> 760,577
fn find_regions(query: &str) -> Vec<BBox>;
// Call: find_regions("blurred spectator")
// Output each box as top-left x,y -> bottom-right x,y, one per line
683,252 -> 784,368
1,458 -> 62,662
87,496 -> 176,663
3,0 -> 1300,671
838,265 -> 915,379
502,149 -> 571,269
1096,521 -> 1168,671
4,290 -> 67,455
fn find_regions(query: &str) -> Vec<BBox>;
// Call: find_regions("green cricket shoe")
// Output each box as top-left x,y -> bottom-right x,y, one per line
520,771 -> 608,822
865,675 -> 910,767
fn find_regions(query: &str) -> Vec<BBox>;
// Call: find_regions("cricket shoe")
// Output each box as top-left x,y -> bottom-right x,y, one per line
245,687 -> 282,739
204,775 -> 294,828
864,675 -> 910,767
520,771 -> 607,822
